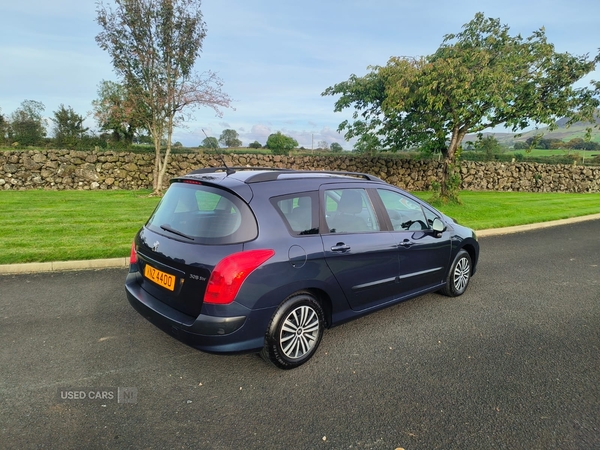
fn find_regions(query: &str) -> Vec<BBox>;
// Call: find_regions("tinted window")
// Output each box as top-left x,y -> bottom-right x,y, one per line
272,193 -> 318,235
146,182 -> 257,244
324,188 -> 380,233
377,189 -> 429,231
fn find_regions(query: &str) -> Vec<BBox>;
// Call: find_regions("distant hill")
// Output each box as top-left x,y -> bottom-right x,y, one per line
465,116 -> 600,146
554,116 -> 600,128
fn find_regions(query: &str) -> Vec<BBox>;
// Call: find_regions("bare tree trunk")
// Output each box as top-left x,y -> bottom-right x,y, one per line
155,142 -> 172,195
152,116 -> 174,196
152,132 -> 161,193
439,127 -> 466,203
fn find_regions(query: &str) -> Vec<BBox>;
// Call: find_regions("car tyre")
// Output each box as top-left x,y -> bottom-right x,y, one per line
439,249 -> 472,297
261,292 -> 325,369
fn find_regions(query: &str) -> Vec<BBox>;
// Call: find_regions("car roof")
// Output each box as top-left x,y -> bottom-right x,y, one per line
180,167 -> 386,184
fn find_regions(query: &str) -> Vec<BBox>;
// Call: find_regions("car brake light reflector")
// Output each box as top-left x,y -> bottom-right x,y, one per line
204,249 -> 275,304
129,241 -> 137,264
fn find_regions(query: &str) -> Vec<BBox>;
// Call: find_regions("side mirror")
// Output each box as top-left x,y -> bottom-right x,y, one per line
432,218 -> 446,233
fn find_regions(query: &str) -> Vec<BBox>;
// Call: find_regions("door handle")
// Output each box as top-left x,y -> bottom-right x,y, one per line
331,243 -> 350,252
398,239 -> 413,248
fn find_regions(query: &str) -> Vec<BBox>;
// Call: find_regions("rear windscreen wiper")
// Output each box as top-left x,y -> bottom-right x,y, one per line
160,224 -> 195,240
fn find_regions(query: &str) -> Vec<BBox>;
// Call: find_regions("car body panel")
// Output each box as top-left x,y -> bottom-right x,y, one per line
125,168 -> 480,357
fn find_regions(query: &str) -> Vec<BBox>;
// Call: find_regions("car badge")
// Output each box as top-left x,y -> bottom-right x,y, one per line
152,241 -> 160,252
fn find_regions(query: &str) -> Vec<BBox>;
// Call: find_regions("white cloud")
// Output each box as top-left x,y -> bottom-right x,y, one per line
3,0 -> 599,147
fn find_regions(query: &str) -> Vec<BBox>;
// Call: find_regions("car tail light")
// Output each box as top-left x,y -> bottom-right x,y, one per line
204,249 -> 275,305
129,241 -> 138,265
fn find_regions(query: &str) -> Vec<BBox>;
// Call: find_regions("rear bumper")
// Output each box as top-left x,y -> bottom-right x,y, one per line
125,273 -> 267,354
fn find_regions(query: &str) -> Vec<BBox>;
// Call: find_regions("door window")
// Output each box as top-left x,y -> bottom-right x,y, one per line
377,189 -> 429,231
324,188 -> 380,233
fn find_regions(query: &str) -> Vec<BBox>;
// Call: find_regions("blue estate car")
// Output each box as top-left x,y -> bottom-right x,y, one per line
125,167 -> 479,369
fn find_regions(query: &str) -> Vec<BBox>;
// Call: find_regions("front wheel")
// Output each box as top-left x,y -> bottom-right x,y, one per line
261,293 -> 325,369
439,249 -> 472,297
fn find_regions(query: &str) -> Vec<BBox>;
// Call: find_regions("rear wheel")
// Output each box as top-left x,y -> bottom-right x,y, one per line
261,292 -> 325,369
439,249 -> 472,297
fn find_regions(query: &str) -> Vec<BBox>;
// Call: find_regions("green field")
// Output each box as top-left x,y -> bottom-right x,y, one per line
1,189 -> 599,265
0,190 -> 159,264
504,149 -> 600,157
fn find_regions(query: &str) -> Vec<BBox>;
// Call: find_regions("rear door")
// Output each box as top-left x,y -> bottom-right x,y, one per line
320,186 -> 401,311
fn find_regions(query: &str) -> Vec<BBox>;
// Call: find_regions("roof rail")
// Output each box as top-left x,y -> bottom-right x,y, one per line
243,170 -> 385,183
188,166 -> 293,175
186,167 -> 385,184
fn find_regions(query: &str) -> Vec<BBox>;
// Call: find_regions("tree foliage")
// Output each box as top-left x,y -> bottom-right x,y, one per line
0,108 -> 10,145
10,100 -> 47,146
266,132 -> 298,155
323,12 -> 600,202
316,140 -> 329,150
51,105 -> 89,149
248,140 -> 262,149
219,129 -> 242,147
92,80 -> 140,145
467,135 -> 505,160
330,142 -> 343,152
96,0 -> 231,194
199,136 -> 218,149
513,136 -> 600,150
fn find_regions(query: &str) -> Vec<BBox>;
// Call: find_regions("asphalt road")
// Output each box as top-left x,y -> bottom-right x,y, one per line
1,220 -> 599,449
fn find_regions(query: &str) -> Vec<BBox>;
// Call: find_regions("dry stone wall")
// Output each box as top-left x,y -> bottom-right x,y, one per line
1,149 -> 599,193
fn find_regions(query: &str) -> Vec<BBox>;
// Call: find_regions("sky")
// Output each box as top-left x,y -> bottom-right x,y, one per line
2,0 -> 599,149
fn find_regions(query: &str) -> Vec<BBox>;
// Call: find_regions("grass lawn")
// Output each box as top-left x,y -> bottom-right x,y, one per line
413,191 -> 600,230
1,189 -> 599,265
0,190 -> 159,265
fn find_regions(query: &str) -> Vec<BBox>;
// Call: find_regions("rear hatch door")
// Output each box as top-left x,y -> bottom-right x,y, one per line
133,180 -> 258,318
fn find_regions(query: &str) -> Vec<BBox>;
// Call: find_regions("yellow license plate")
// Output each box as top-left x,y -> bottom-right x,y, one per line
144,265 -> 176,291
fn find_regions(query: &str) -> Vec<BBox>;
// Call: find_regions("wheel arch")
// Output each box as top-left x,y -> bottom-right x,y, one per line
460,242 -> 479,275
298,288 -> 333,328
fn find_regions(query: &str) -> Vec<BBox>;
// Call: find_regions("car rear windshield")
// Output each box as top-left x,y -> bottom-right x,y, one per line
146,182 -> 257,244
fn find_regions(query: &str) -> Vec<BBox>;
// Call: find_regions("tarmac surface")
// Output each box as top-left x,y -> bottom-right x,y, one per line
0,217 -> 598,449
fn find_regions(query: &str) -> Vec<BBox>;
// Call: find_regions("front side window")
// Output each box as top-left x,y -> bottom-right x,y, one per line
146,182 -> 257,244
377,189 -> 429,231
324,188 -> 380,233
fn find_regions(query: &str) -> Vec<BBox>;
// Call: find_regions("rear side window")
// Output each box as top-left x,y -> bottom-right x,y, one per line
146,182 -> 257,244
272,193 -> 318,235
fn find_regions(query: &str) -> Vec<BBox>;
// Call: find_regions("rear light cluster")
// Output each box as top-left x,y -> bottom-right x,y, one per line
130,241 -> 138,264
204,249 -> 275,304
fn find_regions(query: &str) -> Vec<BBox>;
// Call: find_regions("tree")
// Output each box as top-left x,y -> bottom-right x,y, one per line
248,140 -> 262,149
317,140 -> 329,150
10,100 -> 47,146
0,108 -> 10,145
96,0 -> 232,195
266,132 -> 298,155
350,121 -> 381,154
51,104 -> 89,149
472,135 -> 504,160
92,80 -> 140,145
330,142 -> 343,152
323,13 -> 600,202
199,136 -> 218,149
219,129 -> 242,147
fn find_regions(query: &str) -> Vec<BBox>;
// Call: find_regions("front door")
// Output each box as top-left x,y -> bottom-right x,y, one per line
376,189 -> 451,296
